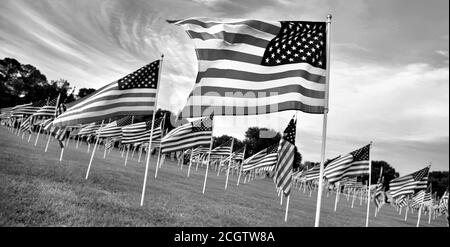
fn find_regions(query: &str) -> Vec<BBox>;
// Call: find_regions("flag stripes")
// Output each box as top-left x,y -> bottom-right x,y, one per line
323,144 -> 370,184
173,18 -> 327,118
160,116 -> 213,154
389,166 -> 430,198
52,60 -> 160,126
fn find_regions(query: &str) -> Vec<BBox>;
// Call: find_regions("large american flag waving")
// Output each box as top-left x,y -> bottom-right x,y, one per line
170,18 -> 327,118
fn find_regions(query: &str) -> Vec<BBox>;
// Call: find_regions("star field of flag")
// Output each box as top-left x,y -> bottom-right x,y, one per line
262,21 -> 326,69
350,144 -> 370,162
118,60 -> 159,90
283,117 -> 297,145
192,115 -> 213,132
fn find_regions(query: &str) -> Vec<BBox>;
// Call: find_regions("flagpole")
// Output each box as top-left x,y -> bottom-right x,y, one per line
154,112 -> 166,175
236,144 -> 246,186
85,120 -> 104,179
34,124 -> 43,146
140,55 -> 164,206
314,14 -> 332,227
365,141 -> 373,227
45,128 -> 52,152
225,138 -> 235,190
334,182 -> 340,211
417,204 -> 422,227
202,115 -> 215,194
187,148 -> 194,177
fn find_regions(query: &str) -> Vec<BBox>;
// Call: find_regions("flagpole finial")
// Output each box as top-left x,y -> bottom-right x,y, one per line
327,14 -> 332,21
161,54 -> 164,59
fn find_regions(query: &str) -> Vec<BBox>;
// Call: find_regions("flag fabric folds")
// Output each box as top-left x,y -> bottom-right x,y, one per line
209,138 -> 233,159
52,60 -> 160,126
121,117 -> 163,145
274,117 -> 297,196
160,115 -> 213,154
389,166 -> 430,199
323,144 -> 370,184
20,116 -> 32,133
33,97 -> 58,117
55,126 -> 69,148
171,18 -> 327,118
97,116 -> 133,138
241,144 -> 278,172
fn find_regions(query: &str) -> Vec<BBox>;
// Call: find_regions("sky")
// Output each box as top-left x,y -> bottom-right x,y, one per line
0,0 -> 448,175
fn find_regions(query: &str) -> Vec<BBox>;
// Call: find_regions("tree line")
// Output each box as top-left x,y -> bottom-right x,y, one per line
1,57 -> 447,197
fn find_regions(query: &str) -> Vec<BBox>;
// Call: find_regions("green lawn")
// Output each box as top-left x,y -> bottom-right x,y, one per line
0,127 -> 447,227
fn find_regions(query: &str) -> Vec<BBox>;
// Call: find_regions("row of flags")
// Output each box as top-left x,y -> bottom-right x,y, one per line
1,16 -> 446,226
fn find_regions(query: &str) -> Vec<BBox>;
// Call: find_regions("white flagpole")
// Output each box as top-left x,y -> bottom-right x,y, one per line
334,182 -> 340,211
76,135 -> 80,149
365,142 -> 372,227
140,55 -> 164,206
138,145 -> 143,163
405,206 -> 409,221
35,124 -> 43,146
284,195 -> 290,222
416,205 -> 422,227
27,130 -> 32,142
154,113 -> 166,175
202,116 -> 215,194
44,128 -> 52,152
187,148 -> 194,177
225,138 -> 234,190
314,14 -> 332,227
236,144 -> 246,186
124,144 -> 130,166
85,120 -> 104,180
59,148 -> 64,162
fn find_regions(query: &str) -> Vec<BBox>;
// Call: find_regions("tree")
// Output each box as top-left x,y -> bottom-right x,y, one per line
243,127 -> 281,157
428,171 -> 449,197
77,88 -> 96,98
360,160 -> 399,188
0,57 -> 76,107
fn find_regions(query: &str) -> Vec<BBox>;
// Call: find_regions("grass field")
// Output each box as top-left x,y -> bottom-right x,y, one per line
0,127 -> 447,227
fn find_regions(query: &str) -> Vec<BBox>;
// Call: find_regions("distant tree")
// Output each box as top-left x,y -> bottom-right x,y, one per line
212,135 -> 244,153
0,57 -> 76,107
243,127 -> 281,157
77,88 -> 96,98
360,160 -> 399,188
429,171 -> 449,197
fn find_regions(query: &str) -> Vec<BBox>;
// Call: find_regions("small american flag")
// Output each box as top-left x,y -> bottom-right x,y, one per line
389,166 -> 430,199
323,144 -> 370,184
52,60 -> 160,126
274,117 -> 297,196
160,114 -> 213,154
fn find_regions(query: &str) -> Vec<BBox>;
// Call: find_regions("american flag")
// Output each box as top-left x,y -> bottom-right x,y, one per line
410,190 -> 426,207
121,117 -> 163,145
274,117 -> 297,196
42,118 -> 54,131
96,116 -> 133,138
55,126 -> 69,148
374,176 -> 386,209
78,122 -> 103,137
20,116 -> 33,133
52,60 -> 160,126
438,189 -> 448,213
12,101 -> 46,116
242,143 -> 278,172
323,144 -> 371,184
160,114 -> 213,154
171,18 -> 327,118
209,138 -> 233,159
33,97 -> 58,117
389,166 -> 430,198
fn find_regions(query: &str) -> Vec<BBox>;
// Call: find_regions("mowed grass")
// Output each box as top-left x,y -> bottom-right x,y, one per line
0,127 -> 447,227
